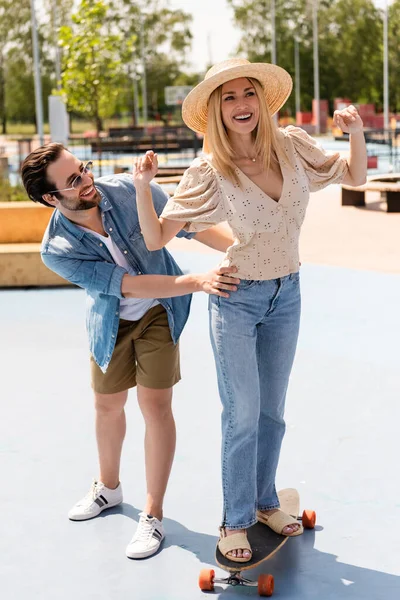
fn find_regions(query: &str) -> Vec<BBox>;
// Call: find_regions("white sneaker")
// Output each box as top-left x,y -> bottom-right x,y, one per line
126,512 -> 165,559
68,480 -> 123,521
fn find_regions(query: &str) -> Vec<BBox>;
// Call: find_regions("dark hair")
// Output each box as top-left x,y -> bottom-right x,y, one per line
21,143 -> 66,207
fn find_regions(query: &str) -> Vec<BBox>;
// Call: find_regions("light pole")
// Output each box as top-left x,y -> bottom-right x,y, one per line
271,0 -> 276,65
383,1 -> 389,130
294,37 -> 301,119
132,64 -> 140,126
271,0 -> 277,123
312,0 -> 320,134
140,11 -> 148,127
30,0 -> 44,145
52,0 -> 61,90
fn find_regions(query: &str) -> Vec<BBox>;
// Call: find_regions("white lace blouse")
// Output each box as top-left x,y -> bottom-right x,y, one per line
161,126 -> 349,280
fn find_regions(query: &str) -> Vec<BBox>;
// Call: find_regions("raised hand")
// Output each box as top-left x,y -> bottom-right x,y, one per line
132,150 -> 158,187
333,105 -> 364,134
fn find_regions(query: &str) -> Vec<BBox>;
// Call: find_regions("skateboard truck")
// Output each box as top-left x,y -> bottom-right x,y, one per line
199,569 -> 275,596
214,572 -> 260,587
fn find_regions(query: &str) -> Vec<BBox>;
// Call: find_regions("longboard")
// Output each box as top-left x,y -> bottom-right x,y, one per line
199,488 -> 316,597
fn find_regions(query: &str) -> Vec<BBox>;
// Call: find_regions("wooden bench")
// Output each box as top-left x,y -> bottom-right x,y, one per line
342,173 -> 400,213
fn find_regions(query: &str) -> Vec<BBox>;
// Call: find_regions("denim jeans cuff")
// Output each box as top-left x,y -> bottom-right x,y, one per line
222,517 -> 258,530
257,503 -> 281,511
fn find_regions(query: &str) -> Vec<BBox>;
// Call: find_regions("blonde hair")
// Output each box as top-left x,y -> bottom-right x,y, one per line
204,77 -> 287,185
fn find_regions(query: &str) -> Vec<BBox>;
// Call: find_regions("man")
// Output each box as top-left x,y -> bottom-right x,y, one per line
21,144 -> 238,559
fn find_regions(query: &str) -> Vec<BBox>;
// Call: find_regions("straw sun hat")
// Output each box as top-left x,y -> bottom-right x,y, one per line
182,58 -> 293,135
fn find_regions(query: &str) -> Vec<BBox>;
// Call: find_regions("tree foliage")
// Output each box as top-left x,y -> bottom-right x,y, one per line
228,0 -> 389,114
59,0 -> 125,133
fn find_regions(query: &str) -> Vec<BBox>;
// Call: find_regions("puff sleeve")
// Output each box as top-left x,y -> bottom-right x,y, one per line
285,126 -> 349,192
160,157 -> 226,232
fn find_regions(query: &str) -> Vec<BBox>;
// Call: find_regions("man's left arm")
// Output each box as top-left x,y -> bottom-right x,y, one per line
193,224 -> 234,253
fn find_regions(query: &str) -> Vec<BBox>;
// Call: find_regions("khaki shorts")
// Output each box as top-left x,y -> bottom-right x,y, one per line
91,304 -> 181,394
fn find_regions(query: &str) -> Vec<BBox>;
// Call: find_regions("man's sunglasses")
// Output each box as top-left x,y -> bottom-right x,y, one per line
47,161 -> 94,195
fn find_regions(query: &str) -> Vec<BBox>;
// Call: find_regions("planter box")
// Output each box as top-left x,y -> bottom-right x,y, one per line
0,201 -> 53,244
0,202 -> 70,287
0,243 -> 69,287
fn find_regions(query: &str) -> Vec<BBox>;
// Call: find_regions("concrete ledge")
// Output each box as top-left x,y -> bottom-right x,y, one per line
0,243 -> 71,287
0,202 -> 53,243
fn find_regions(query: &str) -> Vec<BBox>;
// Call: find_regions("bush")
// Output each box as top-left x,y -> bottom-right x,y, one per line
0,178 -> 28,202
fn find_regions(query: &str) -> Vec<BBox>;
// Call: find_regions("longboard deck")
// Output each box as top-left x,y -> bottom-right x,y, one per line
216,488 -> 300,573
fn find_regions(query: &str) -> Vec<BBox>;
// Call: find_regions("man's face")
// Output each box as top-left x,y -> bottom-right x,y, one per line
45,150 -> 100,211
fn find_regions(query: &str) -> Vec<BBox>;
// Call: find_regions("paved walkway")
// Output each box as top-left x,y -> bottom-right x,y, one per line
1,144 -> 400,598
1,249 -> 400,599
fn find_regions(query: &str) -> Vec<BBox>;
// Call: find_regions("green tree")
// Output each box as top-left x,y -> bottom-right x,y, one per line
388,0 -> 400,113
228,0 -> 383,114
59,0 -> 125,134
319,0 -> 382,108
105,0 -> 193,123
0,0 -> 32,132
227,0 -> 313,114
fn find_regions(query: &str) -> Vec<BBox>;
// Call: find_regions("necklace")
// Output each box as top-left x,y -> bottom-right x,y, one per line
234,154 -> 257,163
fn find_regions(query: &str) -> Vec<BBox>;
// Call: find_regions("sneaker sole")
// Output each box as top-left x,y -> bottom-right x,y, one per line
126,537 -> 165,559
68,498 -> 123,521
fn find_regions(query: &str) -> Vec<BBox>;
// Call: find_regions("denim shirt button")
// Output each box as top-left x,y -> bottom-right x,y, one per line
137,271 -> 142,275
123,250 -> 128,254
99,243 -> 103,247
111,334 -> 115,338
109,227 -> 113,232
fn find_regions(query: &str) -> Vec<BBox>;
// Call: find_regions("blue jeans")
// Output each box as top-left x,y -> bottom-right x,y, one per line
208,273 -> 301,529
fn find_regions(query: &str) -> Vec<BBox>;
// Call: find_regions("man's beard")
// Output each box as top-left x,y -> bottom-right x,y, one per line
59,188 -> 100,211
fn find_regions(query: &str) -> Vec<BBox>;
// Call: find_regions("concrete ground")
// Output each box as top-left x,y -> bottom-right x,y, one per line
1,240 -> 400,598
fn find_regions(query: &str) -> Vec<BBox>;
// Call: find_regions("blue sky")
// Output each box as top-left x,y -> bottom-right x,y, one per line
168,0 -> 241,72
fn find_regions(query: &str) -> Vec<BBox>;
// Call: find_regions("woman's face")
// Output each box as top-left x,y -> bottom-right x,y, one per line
220,77 -> 260,135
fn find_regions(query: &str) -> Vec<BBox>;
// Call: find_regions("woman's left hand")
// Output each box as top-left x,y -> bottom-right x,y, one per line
132,150 -> 158,186
333,105 -> 364,134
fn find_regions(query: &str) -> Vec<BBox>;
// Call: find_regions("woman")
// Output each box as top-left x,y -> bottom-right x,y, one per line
132,58 -> 367,562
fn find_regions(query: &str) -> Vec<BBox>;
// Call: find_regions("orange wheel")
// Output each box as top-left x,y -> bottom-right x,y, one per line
302,509 -> 316,529
199,568 -> 215,592
258,573 -> 274,597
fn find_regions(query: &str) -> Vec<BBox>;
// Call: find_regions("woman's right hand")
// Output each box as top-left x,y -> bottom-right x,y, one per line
132,150 -> 158,187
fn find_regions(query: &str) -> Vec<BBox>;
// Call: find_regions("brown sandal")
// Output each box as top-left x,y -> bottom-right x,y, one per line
217,527 -> 253,563
257,509 -> 303,537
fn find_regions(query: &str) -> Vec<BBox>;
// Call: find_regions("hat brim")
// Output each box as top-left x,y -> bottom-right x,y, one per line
182,63 -> 293,135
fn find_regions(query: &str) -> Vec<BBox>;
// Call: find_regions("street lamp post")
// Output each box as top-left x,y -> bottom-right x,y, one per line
132,64 -> 140,126
383,1 -> 389,131
271,0 -> 277,123
52,1 -> 61,90
271,0 -> 276,65
294,37 -> 301,119
30,0 -> 44,145
312,0 -> 320,135
140,11 -> 148,127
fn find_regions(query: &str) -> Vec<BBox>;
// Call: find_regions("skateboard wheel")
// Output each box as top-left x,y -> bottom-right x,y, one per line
302,509 -> 316,529
199,568 -> 215,592
258,574 -> 274,597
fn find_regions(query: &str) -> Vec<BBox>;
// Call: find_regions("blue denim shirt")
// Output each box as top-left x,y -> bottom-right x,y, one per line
41,174 -> 193,372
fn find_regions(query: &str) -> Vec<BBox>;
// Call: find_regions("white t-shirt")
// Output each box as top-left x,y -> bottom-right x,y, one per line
79,226 -> 159,321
